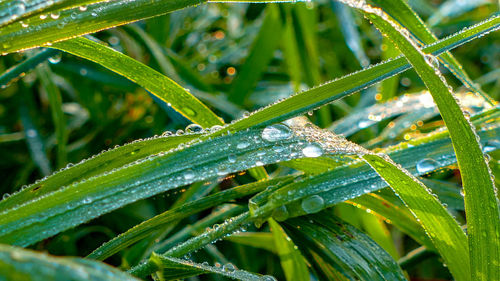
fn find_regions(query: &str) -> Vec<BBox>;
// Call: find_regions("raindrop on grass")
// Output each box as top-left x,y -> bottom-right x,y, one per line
183,169 -> 195,180
425,54 -> 440,69
261,275 -> 277,281
236,142 -> 250,149
272,205 -> 289,221
223,263 -> 236,272
302,144 -> 323,157
262,124 -> 293,142
185,124 -> 203,133
301,195 -> 325,214
416,158 -> 439,174
48,53 -> 62,64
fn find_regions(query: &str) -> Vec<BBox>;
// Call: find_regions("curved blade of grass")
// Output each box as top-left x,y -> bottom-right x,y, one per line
213,15 -> 500,134
0,244 -> 140,281
0,133 -> 200,211
371,0 -> 494,104
51,37 -> 223,127
350,4 -> 498,279
362,153 -> 468,281
283,214 -> 407,281
88,177 -> 292,261
349,193 -> 434,250
0,0 -> 207,54
150,253 -> 267,281
269,218 -> 309,281
0,123 -> 355,246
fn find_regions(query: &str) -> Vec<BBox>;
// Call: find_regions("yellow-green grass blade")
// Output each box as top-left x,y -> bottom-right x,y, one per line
362,153 -> 468,281
51,37 -> 224,127
353,4 -> 498,279
0,0 -> 207,54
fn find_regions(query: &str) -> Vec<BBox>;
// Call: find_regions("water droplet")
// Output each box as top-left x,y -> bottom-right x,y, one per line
183,169 -> 195,180
301,195 -> 325,214
302,144 -> 323,158
50,12 -> 60,19
425,54 -> 439,69
272,205 -> 289,221
223,263 -> 236,272
79,6 -> 87,11
358,120 -> 372,129
185,124 -> 203,133
48,53 -> 62,64
261,124 -> 293,142
236,142 -> 250,149
182,107 -> 196,116
416,158 -> 440,174
483,140 -> 500,153
261,275 -> 277,281
2,193 -> 10,200
228,154 -> 237,163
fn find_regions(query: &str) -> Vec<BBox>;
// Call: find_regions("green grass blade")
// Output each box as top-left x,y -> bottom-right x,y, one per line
0,123 -> 352,246
0,244 -> 140,281
352,4 -> 499,279
150,253 -> 267,281
0,0 -> 207,54
0,134 -> 200,211
88,177 -> 292,260
0,0 -> 103,27
362,153 -> 469,281
0,48 -> 58,88
228,5 -> 283,104
283,214 -> 407,281
35,64 -> 68,168
269,218 -> 310,281
51,37 -> 223,127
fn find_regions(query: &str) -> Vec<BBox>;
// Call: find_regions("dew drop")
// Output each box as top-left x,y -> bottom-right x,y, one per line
185,124 -> 203,133
302,143 -> 323,158
183,169 -> 195,180
182,107 -> 196,116
223,263 -> 236,272
301,195 -> 325,214
228,154 -> 237,163
357,120 -> 372,129
50,13 -> 60,19
261,275 -> 277,281
2,193 -> 10,200
425,54 -> 440,69
236,142 -> 250,149
261,124 -> 293,142
79,6 -> 87,11
48,53 -> 62,64
416,158 -> 440,174
272,205 -> 289,221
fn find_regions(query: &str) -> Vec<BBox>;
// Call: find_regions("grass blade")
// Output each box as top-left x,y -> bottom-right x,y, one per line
283,214 -> 407,281
362,153 -> 469,281
51,37 -> 223,127
0,0 -> 207,54
350,4 -> 499,279
0,244 -> 140,281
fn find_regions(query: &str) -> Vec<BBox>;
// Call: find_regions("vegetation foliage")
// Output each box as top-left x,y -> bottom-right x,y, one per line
0,0 -> 499,280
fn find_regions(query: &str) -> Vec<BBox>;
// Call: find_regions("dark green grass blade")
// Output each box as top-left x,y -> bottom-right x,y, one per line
88,177 -> 292,260
283,214 -> 406,281
0,244 -> 140,281
228,5 -> 283,104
